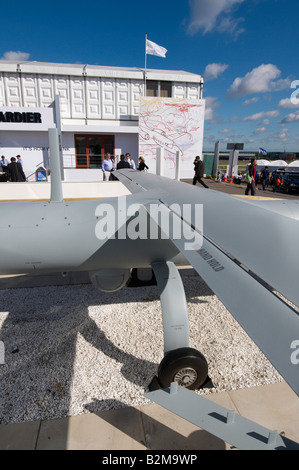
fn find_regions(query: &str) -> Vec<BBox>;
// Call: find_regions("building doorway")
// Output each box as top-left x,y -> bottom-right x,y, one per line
75,135 -> 115,168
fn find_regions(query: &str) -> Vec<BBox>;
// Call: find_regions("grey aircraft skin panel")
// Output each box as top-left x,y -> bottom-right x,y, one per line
231,197 -> 299,220
116,170 -> 299,309
0,168 -> 299,398
0,193 -> 181,274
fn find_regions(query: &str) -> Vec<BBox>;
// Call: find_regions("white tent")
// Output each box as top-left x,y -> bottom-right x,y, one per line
256,159 -> 270,166
286,160 -> 299,171
268,160 -> 288,167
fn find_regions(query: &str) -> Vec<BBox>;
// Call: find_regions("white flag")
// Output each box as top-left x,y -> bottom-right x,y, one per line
146,39 -> 167,58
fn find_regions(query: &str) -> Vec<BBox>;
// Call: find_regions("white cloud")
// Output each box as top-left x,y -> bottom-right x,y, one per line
243,110 -> 280,121
1,51 -> 30,61
204,63 -> 228,81
281,111 -> 299,123
221,133 -> 243,143
204,96 -> 220,120
276,130 -> 288,141
204,134 -> 218,146
278,98 -> 299,109
227,64 -> 290,99
187,0 -> 245,36
254,127 -> 267,135
262,128 -> 290,145
216,15 -> 245,37
243,97 -> 259,106
219,128 -> 231,134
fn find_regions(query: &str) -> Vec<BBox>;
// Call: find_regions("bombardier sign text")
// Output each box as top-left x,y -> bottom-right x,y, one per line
0,111 -> 42,123
0,106 -> 55,131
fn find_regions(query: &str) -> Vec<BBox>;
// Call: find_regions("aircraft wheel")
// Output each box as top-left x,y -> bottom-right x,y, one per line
157,347 -> 208,390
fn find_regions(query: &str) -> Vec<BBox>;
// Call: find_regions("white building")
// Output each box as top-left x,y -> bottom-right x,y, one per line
0,60 -> 204,181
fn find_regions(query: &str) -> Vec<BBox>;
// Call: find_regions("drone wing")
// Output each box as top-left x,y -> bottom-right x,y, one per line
116,170 -> 299,396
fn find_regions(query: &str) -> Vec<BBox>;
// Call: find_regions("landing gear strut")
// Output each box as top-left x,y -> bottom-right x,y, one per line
150,261 -> 210,391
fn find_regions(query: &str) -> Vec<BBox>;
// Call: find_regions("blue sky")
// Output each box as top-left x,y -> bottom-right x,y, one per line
1,0 -> 298,152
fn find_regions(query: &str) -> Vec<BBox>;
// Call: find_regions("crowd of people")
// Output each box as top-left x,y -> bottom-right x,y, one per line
191,155 -> 286,196
244,158 -> 284,196
102,153 -> 149,181
0,153 -> 287,195
0,155 -> 26,182
0,152 -> 148,183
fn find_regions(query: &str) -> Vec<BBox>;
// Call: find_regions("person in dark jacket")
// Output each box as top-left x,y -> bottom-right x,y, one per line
116,154 -> 130,169
261,166 -> 269,191
192,156 -> 209,188
245,158 -> 257,196
137,156 -> 149,171
7,157 -> 26,182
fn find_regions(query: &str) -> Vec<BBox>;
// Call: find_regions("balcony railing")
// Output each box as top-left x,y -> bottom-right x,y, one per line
25,153 -> 122,181
63,154 -> 119,169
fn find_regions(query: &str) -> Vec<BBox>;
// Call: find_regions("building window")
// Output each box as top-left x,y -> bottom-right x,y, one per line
160,81 -> 172,97
146,80 -> 158,97
146,81 -> 172,97
75,135 -> 115,168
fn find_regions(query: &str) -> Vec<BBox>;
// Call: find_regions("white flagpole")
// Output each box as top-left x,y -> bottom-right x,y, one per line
144,33 -> 147,96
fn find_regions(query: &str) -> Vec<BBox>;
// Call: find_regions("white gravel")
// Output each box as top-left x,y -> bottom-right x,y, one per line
0,273 -> 282,425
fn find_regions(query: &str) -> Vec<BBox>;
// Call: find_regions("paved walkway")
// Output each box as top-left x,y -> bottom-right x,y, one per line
183,178 -> 299,199
0,381 -> 298,450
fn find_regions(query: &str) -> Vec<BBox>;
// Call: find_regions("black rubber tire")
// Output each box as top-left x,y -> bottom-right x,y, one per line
157,347 -> 208,390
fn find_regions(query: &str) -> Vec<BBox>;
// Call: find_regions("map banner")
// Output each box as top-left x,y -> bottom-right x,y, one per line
139,97 -> 205,178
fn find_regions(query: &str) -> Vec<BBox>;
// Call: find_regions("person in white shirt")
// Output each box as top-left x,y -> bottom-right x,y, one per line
16,155 -> 23,167
102,153 -> 115,181
125,153 -> 136,170
0,156 -> 9,172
